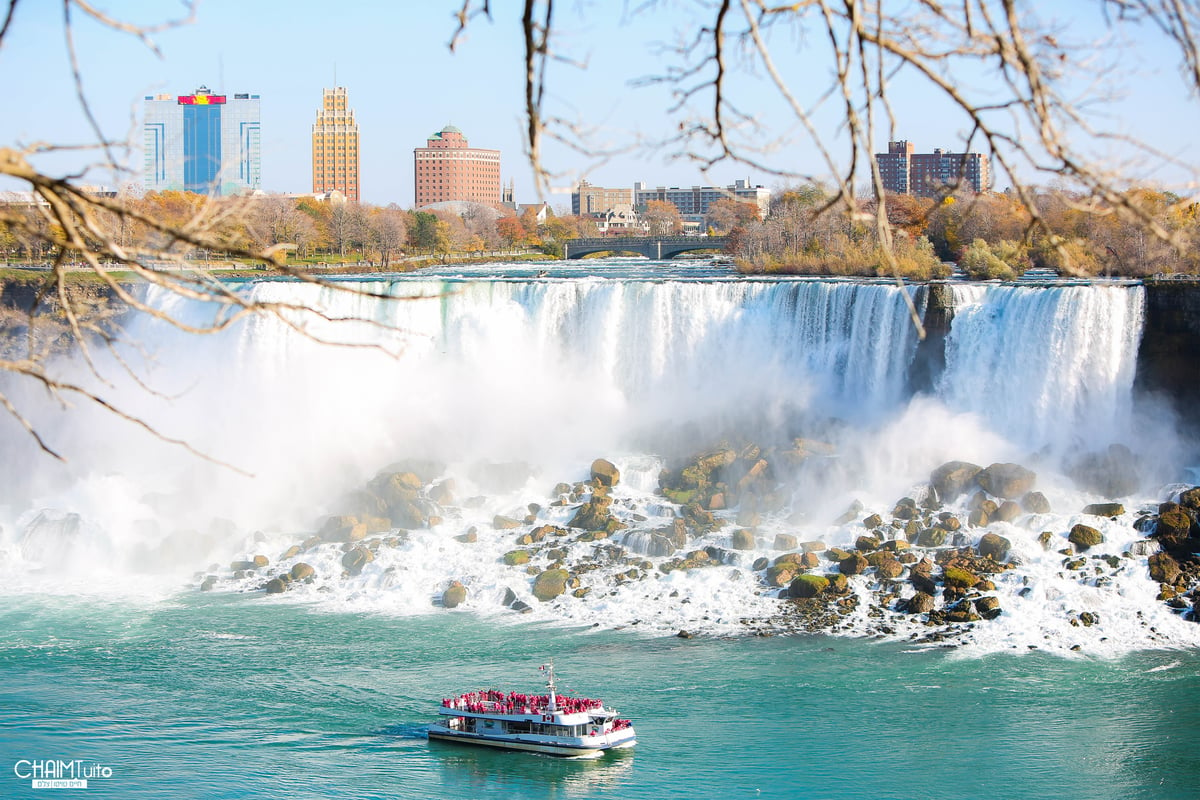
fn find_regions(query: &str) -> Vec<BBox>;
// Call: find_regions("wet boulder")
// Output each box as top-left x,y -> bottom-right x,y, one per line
1179,487 -> 1200,510
442,581 -> 467,609
731,529 -> 756,550
1148,552 -> 1182,585
290,562 -> 315,580
264,578 -> 287,594
1153,505 -> 1195,554
341,547 -> 373,576
788,574 -> 830,599
975,596 -> 1002,620
909,560 -> 938,593
839,553 -> 869,576
977,533 -> 1012,562
502,587 -> 533,614
590,458 -> 621,488
993,501 -> 1022,523
532,569 -> 569,602
774,533 -> 798,551
503,549 -> 531,566
1022,491 -> 1052,514
1068,524 -> 1104,552
942,566 -> 978,589
1067,444 -> 1141,497
976,463 -> 1036,500
930,461 -> 982,502
903,592 -> 936,614
877,558 -> 905,580
1083,503 -> 1125,518
493,515 -> 523,530
567,496 -> 615,531
917,528 -> 948,548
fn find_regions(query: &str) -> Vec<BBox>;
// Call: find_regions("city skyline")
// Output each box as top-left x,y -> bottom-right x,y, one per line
4,3 -> 1200,207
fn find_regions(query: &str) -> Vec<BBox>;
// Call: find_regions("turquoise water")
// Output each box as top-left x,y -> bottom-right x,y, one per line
2,592 -> 1196,799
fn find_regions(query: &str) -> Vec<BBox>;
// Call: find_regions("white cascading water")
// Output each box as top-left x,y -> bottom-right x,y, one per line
0,268 -> 1195,653
939,283 -> 1147,452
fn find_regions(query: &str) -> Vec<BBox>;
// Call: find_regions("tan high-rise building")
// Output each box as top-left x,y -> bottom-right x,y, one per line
413,125 -> 501,207
312,87 -> 360,202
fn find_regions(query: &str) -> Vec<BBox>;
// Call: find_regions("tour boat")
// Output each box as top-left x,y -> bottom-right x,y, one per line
428,662 -> 636,757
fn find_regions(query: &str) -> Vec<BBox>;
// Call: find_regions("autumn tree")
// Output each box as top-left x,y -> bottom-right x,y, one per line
496,216 -> 528,246
642,200 -> 684,235
367,205 -> 408,268
705,197 -> 759,233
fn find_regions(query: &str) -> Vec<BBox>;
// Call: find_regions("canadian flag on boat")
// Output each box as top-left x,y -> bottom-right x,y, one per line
539,664 -> 549,671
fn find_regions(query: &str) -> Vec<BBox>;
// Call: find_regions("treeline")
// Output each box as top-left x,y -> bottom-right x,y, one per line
0,192 -> 602,268
732,186 -> 1200,278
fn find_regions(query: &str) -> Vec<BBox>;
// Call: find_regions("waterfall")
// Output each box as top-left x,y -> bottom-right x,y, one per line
938,283 -> 1146,451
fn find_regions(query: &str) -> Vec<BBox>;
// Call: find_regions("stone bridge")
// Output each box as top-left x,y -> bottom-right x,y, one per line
562,236 -> 728,260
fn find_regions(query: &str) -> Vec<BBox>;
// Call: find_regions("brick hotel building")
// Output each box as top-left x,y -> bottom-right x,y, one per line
413,125 -> 501,207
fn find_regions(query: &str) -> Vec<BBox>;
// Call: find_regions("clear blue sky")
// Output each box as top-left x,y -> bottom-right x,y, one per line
2,1 -> 1198,208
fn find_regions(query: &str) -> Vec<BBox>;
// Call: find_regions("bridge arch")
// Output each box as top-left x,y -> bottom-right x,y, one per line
562,236 -> 727,260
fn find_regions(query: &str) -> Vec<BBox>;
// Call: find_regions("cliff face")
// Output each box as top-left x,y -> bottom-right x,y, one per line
1137,279 -> 1200,431
909,283 -> 955,395
0,275 -> 129,358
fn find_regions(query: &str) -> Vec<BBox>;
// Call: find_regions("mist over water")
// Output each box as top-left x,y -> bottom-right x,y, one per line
0,262 -> 1193,653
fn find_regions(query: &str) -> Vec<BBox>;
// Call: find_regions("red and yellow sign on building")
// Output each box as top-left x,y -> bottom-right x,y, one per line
177,94 -> 226,105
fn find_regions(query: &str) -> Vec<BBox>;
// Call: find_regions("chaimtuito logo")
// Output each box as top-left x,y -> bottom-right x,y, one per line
13,759 -> 113,790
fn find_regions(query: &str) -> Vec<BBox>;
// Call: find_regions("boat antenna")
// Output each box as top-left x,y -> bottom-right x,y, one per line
543,659 -> 558,712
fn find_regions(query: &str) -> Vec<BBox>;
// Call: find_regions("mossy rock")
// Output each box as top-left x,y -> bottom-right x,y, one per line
264,578 -> 287,594
662,487 -> 698,505
532,569 -> 570,601
788,574 -> 830,599
862,514 -> 884,530
942,566 -> 978,589
1068,524 -> 1104,551
1178,487 -> 1200,510
503,549 -> 532,566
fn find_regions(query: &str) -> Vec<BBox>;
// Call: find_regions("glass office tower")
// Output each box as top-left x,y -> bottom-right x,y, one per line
143,86 -> 261,196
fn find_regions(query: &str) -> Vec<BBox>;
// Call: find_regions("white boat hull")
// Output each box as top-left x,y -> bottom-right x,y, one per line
428,726 -> 636,757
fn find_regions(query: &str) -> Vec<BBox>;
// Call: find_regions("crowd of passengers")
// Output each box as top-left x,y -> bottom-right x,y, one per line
442,690 -> 604,715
